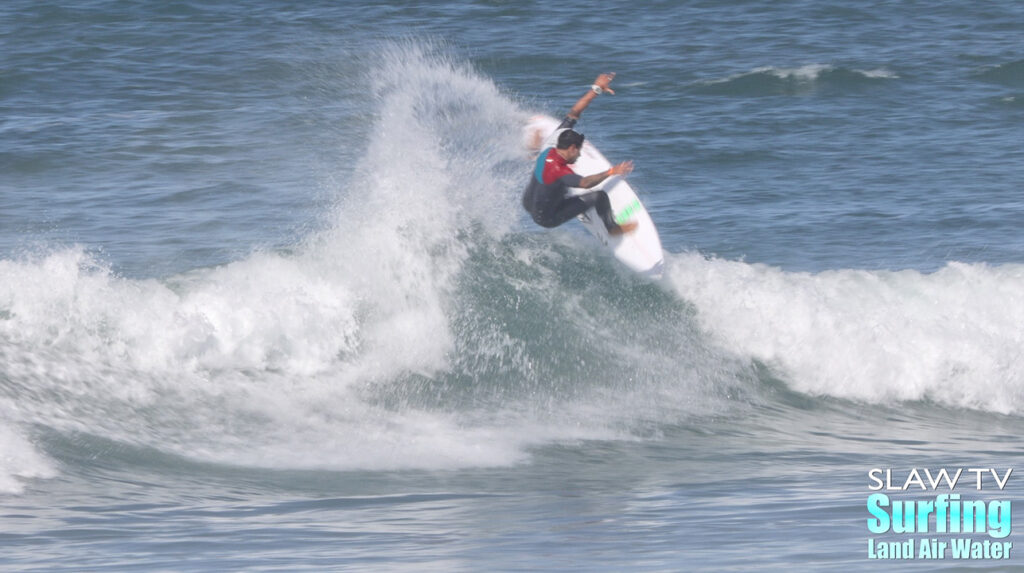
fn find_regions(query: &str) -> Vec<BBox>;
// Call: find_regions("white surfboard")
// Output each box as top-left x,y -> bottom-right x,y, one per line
525,114 -> 664,278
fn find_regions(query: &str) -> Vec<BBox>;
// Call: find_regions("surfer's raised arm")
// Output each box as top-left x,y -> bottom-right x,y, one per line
563,73 -> 617,125
561,71 -> 632,187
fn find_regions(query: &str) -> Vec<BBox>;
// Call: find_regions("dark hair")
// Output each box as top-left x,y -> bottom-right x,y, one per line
556,129 -> 585,149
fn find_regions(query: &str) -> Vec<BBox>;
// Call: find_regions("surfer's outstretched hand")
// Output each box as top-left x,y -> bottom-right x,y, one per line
609,160 -> 634,177
593,73 -> 616,95
568,72 -> 619,120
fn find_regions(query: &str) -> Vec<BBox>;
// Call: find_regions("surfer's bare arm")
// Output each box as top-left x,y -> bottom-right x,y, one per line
565,73 -> 617,122
578,160 -> 634,189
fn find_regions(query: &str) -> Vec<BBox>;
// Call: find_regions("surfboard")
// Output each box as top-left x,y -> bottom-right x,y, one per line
525,114 -> 665,279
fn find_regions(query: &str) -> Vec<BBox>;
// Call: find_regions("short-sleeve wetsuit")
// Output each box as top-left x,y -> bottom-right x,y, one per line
521,118 -> 619,231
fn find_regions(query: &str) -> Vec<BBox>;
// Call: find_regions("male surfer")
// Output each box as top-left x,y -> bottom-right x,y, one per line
522,73 -> 638,235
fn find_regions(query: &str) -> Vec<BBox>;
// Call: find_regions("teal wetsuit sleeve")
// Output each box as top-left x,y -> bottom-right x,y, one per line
533,147 -> 552,183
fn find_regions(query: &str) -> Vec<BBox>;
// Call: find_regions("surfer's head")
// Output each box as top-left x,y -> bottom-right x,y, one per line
557,129 -> 585,150
556,129 -> 585,163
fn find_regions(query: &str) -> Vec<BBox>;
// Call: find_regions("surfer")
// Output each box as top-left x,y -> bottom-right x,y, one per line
522,73 -> 638,236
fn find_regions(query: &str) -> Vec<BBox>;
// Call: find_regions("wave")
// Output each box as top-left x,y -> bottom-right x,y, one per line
693,64 -> 898,96
0,42 -> 743,491
666,253 -> 1024,413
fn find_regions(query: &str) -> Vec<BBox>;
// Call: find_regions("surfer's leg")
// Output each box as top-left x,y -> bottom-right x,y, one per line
576,191 -> 636,234
590,191 -> 618,230
546,191 -> 636,234
590,191 -> 639,235
546,193 -> 599,226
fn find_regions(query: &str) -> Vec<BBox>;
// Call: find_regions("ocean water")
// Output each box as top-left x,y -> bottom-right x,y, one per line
2,1 -> 1023,571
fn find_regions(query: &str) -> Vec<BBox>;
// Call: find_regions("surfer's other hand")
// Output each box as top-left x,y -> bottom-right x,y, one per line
609,160 -> 633,177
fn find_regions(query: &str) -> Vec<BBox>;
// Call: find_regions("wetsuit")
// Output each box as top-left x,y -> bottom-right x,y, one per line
521,118 -> 619,231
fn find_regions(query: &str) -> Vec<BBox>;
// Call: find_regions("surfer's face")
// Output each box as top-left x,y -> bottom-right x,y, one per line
566,144 -> 582,164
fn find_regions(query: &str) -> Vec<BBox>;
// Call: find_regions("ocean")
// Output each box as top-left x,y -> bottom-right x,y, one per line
2,1 -> 1023,570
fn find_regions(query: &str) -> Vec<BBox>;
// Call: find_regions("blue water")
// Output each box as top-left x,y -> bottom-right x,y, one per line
2,1 -> 1023,570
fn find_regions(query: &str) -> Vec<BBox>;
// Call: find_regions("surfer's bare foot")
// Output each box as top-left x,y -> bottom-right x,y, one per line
609,221 -> 638,236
